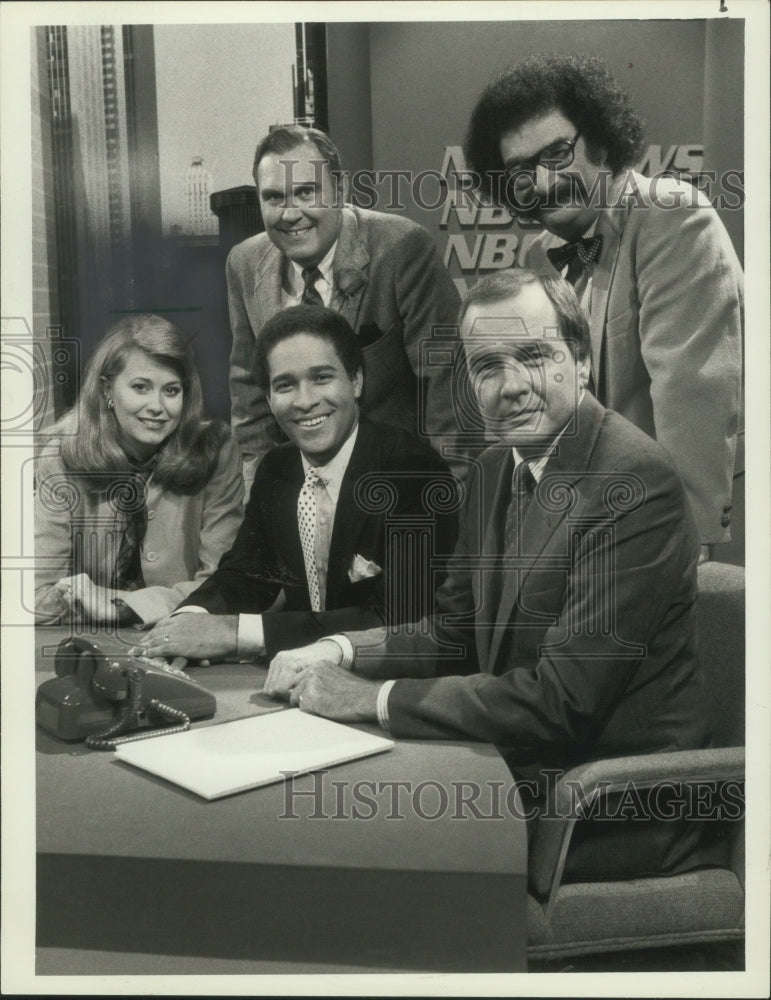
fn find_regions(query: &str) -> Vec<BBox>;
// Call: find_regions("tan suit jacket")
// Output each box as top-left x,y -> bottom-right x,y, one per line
525,171 -> 743,544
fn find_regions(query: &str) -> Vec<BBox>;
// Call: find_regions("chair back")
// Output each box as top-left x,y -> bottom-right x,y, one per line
695,561 -> 745,747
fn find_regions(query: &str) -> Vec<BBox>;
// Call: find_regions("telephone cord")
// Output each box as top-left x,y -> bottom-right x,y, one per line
85,668 -> 192,750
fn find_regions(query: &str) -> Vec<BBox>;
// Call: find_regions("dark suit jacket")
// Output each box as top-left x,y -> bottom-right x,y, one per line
180,420 -> 458,659
526,171 -> 743,545
227,205 -> 470,478
351,394 -> 707,768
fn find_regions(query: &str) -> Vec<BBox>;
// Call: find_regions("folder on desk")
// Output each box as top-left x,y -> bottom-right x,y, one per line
114,709 -> 394,800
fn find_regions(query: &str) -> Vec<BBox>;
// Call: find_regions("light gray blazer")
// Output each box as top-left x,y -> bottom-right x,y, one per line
525,170 -> 743,544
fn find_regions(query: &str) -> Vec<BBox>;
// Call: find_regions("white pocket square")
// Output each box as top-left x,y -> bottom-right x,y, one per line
348,553 -> 382,583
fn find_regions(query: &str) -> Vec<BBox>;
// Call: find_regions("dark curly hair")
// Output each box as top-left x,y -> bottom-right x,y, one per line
464,54 -> 646,199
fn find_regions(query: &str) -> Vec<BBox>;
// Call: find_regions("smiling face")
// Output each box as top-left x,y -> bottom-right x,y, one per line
461,284 -> 590,454
500,108 -> 610,240
266,333 -> 362,465
256,142 -> 344,268
103,349 -> 184,460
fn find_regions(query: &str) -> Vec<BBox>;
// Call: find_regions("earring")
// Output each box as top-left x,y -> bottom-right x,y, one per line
106,398 -> 114,410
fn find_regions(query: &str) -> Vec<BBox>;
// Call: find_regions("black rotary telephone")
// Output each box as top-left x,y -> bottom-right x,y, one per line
36,636 -> 217,750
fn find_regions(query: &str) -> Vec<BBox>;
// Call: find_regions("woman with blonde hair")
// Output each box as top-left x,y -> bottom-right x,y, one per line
35,314 -> 243,626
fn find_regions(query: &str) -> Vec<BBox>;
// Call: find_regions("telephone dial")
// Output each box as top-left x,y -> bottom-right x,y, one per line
36,636 -> 216,750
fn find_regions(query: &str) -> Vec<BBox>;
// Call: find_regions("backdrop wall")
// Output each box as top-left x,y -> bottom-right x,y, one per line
327,18 -> 744,296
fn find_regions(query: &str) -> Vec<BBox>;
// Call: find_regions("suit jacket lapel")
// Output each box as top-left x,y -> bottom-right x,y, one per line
487,479 -> 564,674
476,448 -> 515,671
273,451 -> 306,589
325,421 -> 375,606
589,171 -> 633,389
253,241 -> 284,327
486,395 -> 606,674
331,207 -> 369,329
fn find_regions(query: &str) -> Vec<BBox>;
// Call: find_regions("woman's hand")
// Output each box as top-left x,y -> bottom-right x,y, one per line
55,573 -> 118,624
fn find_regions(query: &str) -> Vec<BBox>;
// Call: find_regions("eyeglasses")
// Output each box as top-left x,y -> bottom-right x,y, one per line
503,131 -> 581,212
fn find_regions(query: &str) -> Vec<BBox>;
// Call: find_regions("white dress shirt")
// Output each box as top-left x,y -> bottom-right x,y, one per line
235,422 -> 359,656
174,422 -> 359,660
280,242 -> 337,307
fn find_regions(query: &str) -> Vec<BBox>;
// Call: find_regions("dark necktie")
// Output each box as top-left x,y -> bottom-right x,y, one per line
547,235 -> 603,285
503,460 -> 536,558
301,266 -> 324,307
112,469 -> 151,591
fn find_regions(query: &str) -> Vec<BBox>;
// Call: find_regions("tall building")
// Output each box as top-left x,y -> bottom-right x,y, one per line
186,156 -> 218,236
293,23 -> 328,130
35,24 -> 163,412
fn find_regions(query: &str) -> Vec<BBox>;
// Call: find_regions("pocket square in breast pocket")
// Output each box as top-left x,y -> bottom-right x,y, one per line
348,553 -> 382,583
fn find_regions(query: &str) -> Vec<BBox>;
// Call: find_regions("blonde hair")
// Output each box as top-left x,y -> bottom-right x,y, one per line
53,314 -> 226,492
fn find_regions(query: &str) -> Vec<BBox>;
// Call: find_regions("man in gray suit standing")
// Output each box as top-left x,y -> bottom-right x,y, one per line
464,54 -> 743,558
228,125 -> 467,492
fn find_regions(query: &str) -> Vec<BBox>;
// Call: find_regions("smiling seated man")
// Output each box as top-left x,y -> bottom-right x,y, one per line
263,270 -> 709,882
137,305 -> 457,665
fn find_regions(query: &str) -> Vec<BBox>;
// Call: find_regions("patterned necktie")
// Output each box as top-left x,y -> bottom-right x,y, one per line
301,266 -> 324,307
112,470 -> 151,591
297,467 -> 323,610
503,461 -> 535,558
547,235 -> 603,285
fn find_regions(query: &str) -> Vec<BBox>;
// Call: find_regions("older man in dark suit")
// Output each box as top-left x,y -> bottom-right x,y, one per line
137,306 -> 457,664
228,125 -> 469,493
264,273 -> 707,874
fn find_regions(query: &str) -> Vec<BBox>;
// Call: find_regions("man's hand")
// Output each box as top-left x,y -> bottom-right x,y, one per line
264,639 -> 343,700
290,664 -> 380,724
55,573 -> 117,623
134,614 -> 239,662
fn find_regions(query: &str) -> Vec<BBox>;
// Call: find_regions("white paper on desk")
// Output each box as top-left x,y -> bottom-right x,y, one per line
113,709 -> 394,800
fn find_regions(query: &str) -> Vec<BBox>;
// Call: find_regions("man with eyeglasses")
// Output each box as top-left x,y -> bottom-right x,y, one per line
464,54 -> 743,559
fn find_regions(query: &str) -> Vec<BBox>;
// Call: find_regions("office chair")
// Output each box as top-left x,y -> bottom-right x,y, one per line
526,561 -> 745,963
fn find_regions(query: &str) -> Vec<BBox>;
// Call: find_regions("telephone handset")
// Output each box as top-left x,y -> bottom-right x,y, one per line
36,636 -> 217,750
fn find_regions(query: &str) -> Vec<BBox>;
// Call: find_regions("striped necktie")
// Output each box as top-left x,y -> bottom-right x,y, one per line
301,266 -> 324,307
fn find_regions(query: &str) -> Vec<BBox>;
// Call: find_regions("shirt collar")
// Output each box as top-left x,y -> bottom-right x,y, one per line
287,241 -> 337,296
301,421 -> 358,505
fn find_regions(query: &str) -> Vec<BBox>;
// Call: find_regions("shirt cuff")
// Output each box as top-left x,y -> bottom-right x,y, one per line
237,614 -> 265,658
171,606 -> 208,614
376,680 -> 397,732
325,633 -> 354,670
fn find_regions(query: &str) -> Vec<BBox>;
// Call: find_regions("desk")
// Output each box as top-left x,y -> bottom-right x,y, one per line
36,628 -> 527,975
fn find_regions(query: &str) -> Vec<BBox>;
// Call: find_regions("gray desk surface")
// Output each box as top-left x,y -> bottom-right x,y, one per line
36,627 -> 528,975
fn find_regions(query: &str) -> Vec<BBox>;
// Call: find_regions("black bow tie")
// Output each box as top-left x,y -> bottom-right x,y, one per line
547,234 -> 603,273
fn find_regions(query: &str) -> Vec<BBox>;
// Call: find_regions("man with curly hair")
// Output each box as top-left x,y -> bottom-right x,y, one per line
464,54 -> 743,557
